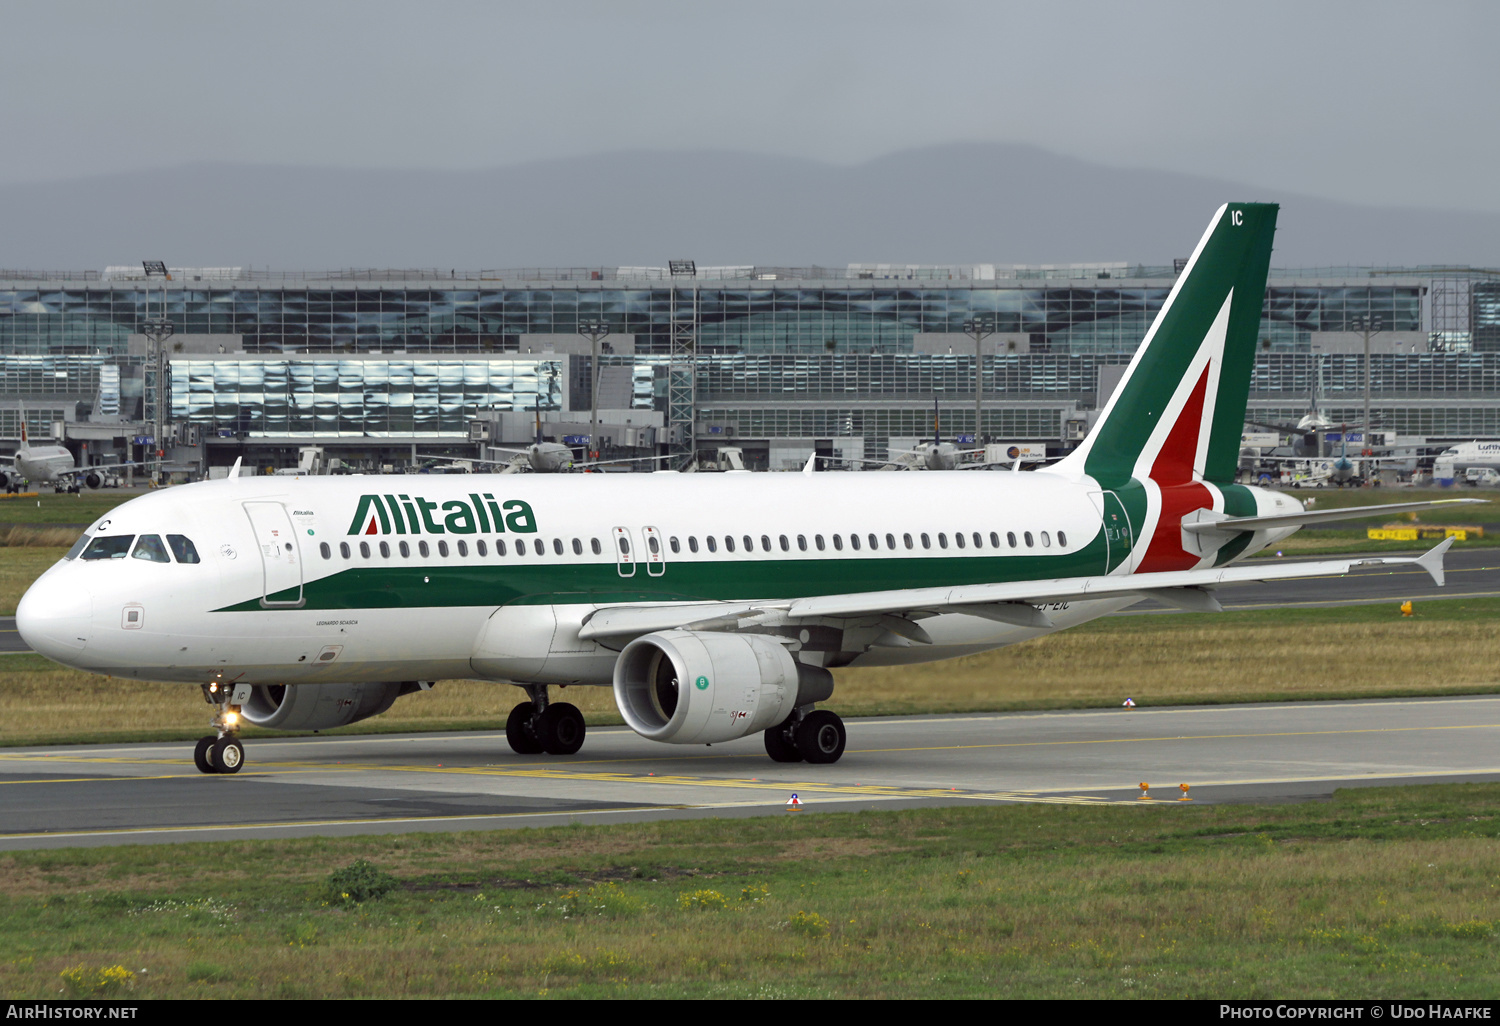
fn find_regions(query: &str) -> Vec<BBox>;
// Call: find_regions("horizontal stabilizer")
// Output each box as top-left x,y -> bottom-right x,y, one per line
1182,498 -> 1487,535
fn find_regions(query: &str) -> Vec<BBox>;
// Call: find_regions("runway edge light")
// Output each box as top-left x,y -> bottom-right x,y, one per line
787,793 -> 802,810
1401,600 -> 1414,617
1138,782 -> 1151,800
1179,784 -> 1192,801
1122,698 -> 1136,709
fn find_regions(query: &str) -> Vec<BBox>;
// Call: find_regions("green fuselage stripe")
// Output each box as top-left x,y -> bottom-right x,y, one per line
217,534 -> 1110,612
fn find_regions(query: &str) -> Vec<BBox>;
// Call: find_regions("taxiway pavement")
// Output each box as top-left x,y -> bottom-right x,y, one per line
3,695 -> 1498,850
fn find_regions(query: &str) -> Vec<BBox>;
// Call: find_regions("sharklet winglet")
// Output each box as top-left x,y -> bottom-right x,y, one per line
1414,536 -> 1454,587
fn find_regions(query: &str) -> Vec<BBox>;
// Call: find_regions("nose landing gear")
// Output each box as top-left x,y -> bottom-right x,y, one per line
195,681 -> 249,774
505,685 -> 586,756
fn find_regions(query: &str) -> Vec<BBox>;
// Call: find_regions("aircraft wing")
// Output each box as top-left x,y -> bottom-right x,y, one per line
578,540 -> 1453,643
53,459 -> 156,479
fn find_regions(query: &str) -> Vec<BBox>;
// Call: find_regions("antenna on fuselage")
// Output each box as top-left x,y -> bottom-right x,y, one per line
228,456 -> 242,479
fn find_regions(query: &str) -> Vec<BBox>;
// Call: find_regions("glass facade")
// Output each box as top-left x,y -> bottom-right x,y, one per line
0,281 -> 1424,357
1,272 -> 1492,449
169,358 -> 562,438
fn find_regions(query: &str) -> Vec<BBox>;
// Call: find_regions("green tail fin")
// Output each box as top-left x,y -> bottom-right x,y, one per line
1052,203 -> 1278,487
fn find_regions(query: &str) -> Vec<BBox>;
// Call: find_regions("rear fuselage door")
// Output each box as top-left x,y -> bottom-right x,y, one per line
1101,490 -> 1136,574
244,501 -> 304,606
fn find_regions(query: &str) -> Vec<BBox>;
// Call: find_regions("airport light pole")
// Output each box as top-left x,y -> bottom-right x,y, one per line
577,319 -> 610,459
962,315 -> 996,446
1351,314 -> 1385,456
141,261 -> 174,485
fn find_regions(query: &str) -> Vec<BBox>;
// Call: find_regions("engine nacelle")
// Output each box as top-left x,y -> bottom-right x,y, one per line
83,471 -> 103,490
613,630 -> 833,745
241,681 -> 419,731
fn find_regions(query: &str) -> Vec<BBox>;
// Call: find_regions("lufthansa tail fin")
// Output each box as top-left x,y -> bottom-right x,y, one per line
1050,203 -> 1277,488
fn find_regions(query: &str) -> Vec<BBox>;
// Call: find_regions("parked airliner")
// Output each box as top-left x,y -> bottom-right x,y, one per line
6,421 -> 146,493
16,204 -> 1474,775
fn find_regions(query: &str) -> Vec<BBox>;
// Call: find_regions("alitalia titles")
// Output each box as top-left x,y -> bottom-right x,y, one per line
347,493 -> 536,536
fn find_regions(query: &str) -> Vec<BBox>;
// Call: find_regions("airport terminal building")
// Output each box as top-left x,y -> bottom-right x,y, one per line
1,261 -> 1497,473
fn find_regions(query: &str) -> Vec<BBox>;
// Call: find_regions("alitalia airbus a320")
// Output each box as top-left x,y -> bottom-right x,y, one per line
16,204 -> 1473,775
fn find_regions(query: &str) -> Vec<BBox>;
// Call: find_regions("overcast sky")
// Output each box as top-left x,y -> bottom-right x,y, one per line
4,1 -> 1497,212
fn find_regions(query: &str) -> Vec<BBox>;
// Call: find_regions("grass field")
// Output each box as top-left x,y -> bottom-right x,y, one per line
0,784 -> 1496,998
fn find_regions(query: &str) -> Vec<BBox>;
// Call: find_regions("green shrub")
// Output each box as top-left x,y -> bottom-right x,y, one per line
325,859 -> 397,904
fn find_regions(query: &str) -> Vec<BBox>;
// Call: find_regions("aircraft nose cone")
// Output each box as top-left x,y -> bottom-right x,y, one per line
16,570 -> 91,662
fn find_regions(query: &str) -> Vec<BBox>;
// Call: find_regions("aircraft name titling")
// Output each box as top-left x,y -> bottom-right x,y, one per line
347,493 -> 536,536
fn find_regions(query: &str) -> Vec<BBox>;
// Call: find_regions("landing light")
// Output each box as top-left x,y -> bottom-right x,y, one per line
224,711 -> 238,726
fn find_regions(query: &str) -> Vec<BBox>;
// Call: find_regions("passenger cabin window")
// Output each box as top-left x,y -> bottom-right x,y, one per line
1024,532 -> 1034,548
724,536 -> 734,553
849,534 -> 860,550
131,535 -> 171,563
778,535 -> 788,552
554,538 -> 565,555
496,539 -> 507,556
477,540 -> 488,557
954,533 -> 964,549
1058,531 -> 1068,547
339,542 -> 351,559
591,538 -> 602,555
883,533 -> 894,549
973,532 -> 983,548
575,538 -> 585,555
903,533 -> 913,550
1007,532 -> 1017,548
1040,531 -> 1051,548
688,536 -> 699,553
831,534 -> 842,551
457,540 -> 468,557
437,541 -> 449,557
81,535 -> 133,560
920,533 -> 930,549
360,541 -> 371,558
797,535 -> 808,552
319,542 -> 332,560
743,535 -> 753,552
989,532 -> 1000,548
668,537 -> 679,554
814,534 -> 825,551
167,535 -> 201,563
938,533 -> 949,549
379,541 -> 391,558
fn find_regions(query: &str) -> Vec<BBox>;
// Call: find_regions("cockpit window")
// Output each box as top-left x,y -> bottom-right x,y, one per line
64,534 -> 91,560
131,535 -> 171,563
80,535 -> 134,560
167,535 -> 201,564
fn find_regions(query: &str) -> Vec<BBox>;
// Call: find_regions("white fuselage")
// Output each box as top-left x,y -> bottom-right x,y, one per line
15,444 -> 78,484
16,471 -> 1298,689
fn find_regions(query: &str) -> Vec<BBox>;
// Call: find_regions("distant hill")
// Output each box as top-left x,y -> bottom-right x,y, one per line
3,143 -> 1497,270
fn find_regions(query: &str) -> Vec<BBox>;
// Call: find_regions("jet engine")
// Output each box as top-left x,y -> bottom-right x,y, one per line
83,471 -> 103,490
613,630 -> 834,745
241,681 -> 425,731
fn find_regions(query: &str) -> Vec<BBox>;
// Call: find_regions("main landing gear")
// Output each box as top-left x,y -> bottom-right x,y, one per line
505,685 -> 586,756
764,708 -> 847,765
194,681 -> 248,774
